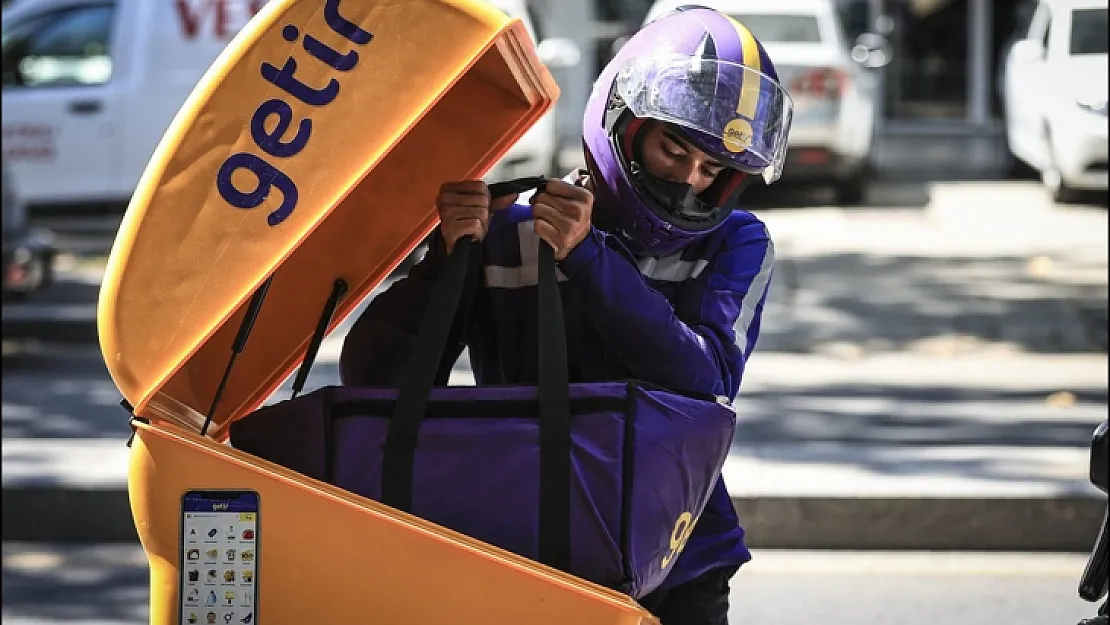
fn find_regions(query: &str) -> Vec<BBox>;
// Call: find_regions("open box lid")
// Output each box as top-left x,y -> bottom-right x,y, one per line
97,0 -> 559,440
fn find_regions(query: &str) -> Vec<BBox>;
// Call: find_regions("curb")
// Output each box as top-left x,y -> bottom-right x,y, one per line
4,485 -> 1104,551
733,496 -> 1106,552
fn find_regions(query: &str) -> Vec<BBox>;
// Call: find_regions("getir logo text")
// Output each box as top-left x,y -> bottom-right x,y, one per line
215,0 -> 372,226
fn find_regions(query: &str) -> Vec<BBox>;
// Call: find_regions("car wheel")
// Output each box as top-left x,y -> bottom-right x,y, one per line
1041,150 -> 1080,204
1044,168 -> 1081,204
834,167 -> 869,206
1041,126 -> 1081,204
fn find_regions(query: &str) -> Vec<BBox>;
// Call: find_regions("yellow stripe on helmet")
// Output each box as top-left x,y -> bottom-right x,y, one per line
723,15 -> 761,119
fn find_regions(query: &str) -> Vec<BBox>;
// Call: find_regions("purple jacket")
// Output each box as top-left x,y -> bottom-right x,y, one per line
340,184 -> 775,590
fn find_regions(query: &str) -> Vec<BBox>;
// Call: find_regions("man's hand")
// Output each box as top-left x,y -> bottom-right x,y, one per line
436,180 -> 518,253
532,179 -> 593,260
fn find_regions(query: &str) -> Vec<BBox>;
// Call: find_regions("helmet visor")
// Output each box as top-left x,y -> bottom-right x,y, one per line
615,52 -> 794,183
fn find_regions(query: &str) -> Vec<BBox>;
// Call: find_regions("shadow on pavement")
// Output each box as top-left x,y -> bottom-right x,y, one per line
2,347 -> 127,439
735,384 -> 1105,446
731,382 -> 1105,488
760,253 -> 1109,354
2,545 -> 148,623
4,250 -> 1107,440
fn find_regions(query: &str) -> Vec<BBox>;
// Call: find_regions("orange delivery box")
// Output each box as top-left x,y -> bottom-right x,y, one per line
95,0 -> 659,622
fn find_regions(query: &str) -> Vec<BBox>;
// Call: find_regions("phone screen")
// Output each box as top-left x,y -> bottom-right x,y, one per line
179,490 -> 259,625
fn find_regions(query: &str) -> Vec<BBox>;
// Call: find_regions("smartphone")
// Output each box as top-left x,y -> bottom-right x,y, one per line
179,490 -> 260,625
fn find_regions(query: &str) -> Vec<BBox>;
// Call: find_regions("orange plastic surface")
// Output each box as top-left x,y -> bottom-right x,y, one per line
105,1 -> 659,620
130,421 -> 659,624
98,0 -> 558,439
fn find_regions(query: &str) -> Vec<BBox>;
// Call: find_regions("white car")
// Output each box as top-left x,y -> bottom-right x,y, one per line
642,0 -> 879,204
1003,0 -> 1108,202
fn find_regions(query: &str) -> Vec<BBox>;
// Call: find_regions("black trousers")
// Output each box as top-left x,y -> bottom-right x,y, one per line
639,566 -> 740,625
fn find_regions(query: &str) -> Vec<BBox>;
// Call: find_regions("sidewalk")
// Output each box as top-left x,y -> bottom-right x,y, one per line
3,181 -> 1107,549
3,346 -> 1105,549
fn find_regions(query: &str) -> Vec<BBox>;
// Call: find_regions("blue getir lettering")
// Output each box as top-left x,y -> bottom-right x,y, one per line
216,0 -> 373,227
250,98 -> 311,157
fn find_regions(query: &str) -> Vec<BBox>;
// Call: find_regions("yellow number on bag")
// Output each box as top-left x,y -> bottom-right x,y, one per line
661,511 -> 696,569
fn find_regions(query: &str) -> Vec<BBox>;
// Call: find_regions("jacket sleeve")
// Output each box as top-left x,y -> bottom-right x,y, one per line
339,229 -> 465,387
557,220 -> 774,400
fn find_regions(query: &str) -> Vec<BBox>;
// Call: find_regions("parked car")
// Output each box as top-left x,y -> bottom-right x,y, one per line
2,157 -> 55,300
1002,0 -> 1108,202
641,0 -> 880,204
0,0 -> 579,215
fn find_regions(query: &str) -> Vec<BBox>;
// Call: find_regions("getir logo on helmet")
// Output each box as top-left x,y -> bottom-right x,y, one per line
721,118 -> 753,153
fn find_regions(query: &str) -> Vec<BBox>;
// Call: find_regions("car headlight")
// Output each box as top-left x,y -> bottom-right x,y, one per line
1077,97 -> 1108,116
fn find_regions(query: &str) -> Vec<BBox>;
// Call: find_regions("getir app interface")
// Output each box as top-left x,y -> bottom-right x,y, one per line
180,491 -> 258,625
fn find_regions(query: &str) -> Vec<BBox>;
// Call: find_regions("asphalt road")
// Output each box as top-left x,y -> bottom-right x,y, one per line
1,544 -> 1100,624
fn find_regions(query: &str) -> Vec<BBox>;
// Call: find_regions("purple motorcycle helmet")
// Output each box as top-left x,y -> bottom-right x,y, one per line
582,5 -> 794,256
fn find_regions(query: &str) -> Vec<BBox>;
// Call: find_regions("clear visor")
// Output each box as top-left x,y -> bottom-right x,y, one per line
615,53 -> 794,183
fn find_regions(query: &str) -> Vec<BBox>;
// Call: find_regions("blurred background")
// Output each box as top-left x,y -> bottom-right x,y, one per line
2,0 -> 1107,623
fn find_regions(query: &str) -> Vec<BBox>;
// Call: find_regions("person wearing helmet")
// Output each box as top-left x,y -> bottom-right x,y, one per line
341,5 -> 792,623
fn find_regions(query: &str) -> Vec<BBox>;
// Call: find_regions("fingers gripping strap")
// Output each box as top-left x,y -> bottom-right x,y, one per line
381,176 -> 572,571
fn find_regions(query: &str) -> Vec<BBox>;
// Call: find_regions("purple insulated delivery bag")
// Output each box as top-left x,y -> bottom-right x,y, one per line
230,178 -> 737,598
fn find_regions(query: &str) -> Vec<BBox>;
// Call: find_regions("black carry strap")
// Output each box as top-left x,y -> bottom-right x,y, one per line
380,176 -> 572,571
535,234 -> 572,569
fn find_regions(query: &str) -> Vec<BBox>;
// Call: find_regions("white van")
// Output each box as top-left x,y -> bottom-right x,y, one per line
1,0 -> 577,213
